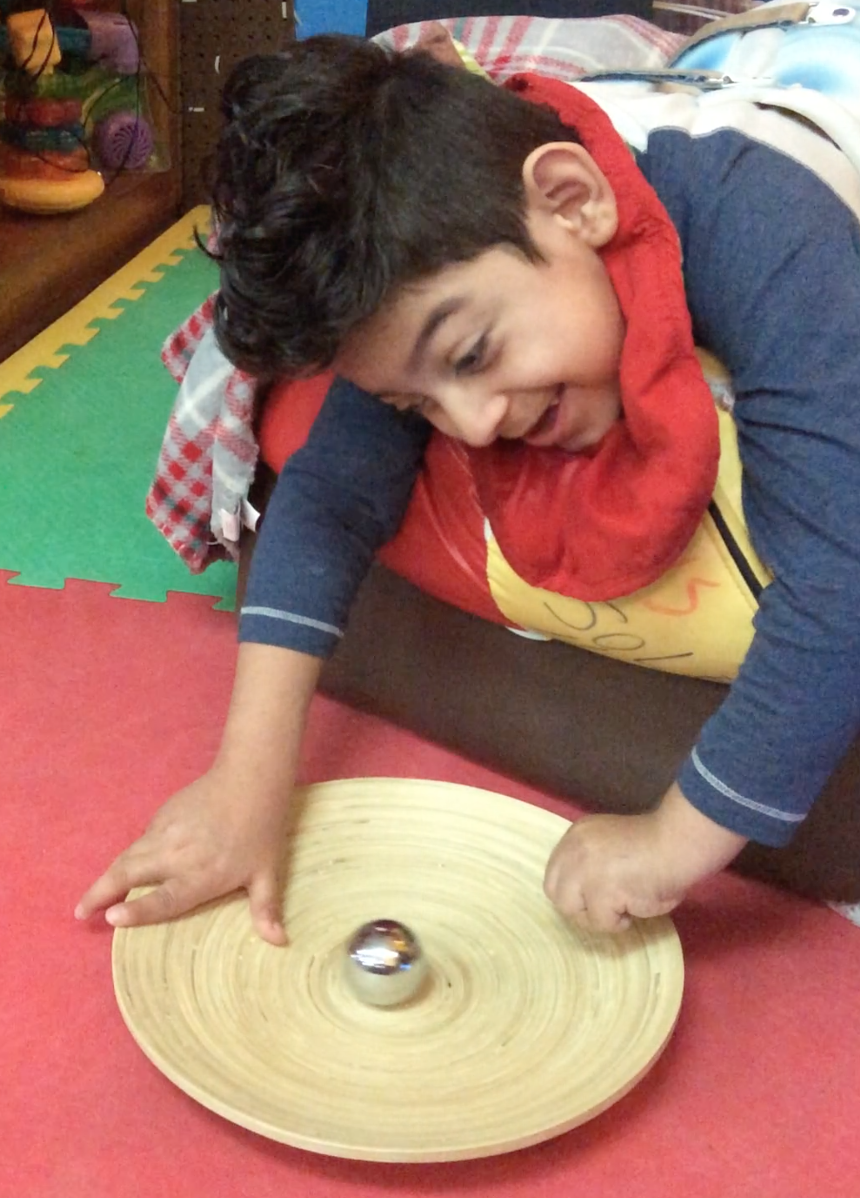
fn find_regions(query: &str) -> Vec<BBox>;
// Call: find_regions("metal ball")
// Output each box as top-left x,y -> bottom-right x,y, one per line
343,919 -> 428,1008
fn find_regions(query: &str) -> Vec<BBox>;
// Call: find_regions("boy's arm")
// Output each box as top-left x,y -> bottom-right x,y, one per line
547,131 -> 860,927
658,129 -> 860,848
76,643 -> 321,943
239,376 -> 431,655
77,378 -> 430,938
545,783 -> 747,933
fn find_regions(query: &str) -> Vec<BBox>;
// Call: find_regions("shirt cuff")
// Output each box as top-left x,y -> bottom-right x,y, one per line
238,603 -> 343,658
677,748 -> 805,848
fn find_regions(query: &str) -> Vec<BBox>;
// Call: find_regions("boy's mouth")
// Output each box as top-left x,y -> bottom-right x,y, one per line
522,394 -> 562,445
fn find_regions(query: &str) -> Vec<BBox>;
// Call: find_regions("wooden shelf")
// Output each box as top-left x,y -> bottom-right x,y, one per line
0,169 -> 181,362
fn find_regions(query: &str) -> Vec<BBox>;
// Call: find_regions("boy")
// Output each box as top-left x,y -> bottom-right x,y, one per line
76,34 -> 860,939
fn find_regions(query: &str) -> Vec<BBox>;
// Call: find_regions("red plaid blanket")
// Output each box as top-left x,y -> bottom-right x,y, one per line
148,294 -> 259,571
146,14 -> 685,572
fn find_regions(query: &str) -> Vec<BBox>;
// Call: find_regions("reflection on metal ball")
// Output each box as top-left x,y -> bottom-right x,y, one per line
344,919 -> 428,1008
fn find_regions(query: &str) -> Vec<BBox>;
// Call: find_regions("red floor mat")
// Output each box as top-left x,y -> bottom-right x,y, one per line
2,571 -> 858,1198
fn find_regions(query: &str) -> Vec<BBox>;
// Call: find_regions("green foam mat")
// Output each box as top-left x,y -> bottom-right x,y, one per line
0,209 -> 237,608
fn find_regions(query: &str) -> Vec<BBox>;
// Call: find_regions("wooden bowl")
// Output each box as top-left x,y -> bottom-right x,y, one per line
112,778 -> 684,1161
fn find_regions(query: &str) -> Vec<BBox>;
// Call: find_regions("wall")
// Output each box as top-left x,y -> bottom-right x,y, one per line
294,0 -> 366,36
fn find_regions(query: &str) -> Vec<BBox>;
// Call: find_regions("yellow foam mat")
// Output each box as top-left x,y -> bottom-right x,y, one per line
0,204 -> 212,413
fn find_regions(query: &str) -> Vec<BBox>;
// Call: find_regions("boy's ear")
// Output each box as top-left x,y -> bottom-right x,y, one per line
522,143 -> 618,247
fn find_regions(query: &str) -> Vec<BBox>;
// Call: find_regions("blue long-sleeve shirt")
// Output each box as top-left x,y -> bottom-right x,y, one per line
240,126 -> 860,848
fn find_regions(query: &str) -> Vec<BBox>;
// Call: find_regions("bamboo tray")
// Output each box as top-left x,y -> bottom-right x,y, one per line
112,778 -> 684,1161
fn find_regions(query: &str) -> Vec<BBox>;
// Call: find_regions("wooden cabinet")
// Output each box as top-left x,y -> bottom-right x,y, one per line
0,0 -> 300,362
0,0 -> 180,362
0,0 -> 299,359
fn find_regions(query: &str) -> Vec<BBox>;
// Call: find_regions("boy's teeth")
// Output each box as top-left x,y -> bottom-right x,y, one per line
533,401 -> 560,437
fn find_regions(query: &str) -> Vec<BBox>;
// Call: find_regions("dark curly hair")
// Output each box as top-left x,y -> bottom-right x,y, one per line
207,34 -> 582,378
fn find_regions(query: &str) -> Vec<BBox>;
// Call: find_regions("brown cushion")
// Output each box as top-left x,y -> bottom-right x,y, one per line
242,465 -> 860,904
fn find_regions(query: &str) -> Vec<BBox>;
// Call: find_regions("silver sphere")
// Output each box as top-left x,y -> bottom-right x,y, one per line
343,919 -> 428,1008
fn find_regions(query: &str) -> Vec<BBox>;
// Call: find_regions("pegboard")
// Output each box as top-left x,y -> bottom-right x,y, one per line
180,0 -> 295,207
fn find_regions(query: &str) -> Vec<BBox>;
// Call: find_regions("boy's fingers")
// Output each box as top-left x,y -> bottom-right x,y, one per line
248,873 -> 288,946
543,871 -> 633,934
543,866 -> 585,921
587,906 -> 632,934
628,895 -> 681,920
75,856 -> 150,920
564,901 -> 629,936
411,22 -> 463,68
104,878 -> 203,928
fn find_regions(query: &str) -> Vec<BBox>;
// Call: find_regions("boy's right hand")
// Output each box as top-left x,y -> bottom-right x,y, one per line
74,766 -> 292,946
412,23 -> 465,70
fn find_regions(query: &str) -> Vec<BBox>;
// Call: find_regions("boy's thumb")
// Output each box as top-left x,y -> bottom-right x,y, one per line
248,873 -> 288,946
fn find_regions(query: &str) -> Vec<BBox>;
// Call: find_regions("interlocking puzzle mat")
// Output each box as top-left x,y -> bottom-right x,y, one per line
0,206 -> 237,608
4,569 -> 860,1198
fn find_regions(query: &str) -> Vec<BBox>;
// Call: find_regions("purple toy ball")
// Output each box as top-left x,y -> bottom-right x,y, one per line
94,111 -> 154,171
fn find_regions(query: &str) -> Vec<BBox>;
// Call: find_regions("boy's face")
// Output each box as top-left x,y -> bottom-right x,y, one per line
335,145 -> 625,453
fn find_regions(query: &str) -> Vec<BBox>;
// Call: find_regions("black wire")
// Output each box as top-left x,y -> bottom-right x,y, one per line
115,0 -> 146,180
121,0 -> 182,116
20,6 -> 52,77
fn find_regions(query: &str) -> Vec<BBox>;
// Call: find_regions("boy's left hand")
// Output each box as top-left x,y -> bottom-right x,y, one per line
544,783 -> 747,933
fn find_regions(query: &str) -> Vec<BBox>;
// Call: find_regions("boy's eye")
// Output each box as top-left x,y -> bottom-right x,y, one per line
454,334 -> 488,376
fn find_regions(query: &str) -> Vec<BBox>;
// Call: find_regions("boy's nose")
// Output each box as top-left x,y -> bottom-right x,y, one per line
446,392 -> 509,447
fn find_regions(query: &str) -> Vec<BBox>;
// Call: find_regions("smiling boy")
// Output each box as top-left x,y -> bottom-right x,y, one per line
77,34 -> 860,938
336,157 -> 625,455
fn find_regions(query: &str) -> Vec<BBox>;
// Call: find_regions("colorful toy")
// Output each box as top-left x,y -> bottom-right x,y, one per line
0,8 -> 140,74
0,10 -> 101,212
92,107 -> 152,170
0,166 -> 103,211
6,8 -> 62,76
0,3 -> 162,213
